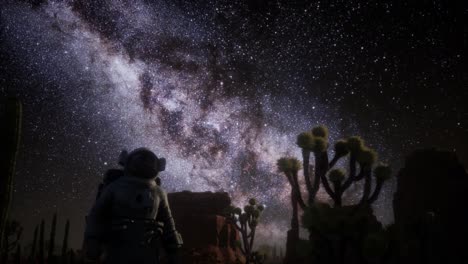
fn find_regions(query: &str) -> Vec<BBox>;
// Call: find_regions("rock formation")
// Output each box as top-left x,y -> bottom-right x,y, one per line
393,148 -> 468,264
167,191 -> 245,264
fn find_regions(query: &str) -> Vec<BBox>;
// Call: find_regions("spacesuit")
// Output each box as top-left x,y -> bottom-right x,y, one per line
84,148 -> 182,264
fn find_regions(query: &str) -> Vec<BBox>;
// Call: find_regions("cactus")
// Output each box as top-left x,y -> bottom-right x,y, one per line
1,220 -> 23,263
48,213 -> 57,261
14,244 -> 21,264
225,198 -> 264,264
39,219 -> 44,264
30,225 -> 38,261
0,98 -> 22,252
61,219 -> 70,264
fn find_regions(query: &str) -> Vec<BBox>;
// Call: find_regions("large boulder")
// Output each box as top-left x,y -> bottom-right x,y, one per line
167,191 -> 245,264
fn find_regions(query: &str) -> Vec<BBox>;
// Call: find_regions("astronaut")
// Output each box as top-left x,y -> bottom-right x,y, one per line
84,148 -> 182,264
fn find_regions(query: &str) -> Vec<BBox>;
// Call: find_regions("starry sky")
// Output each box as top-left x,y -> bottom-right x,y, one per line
1,0 -> 467,249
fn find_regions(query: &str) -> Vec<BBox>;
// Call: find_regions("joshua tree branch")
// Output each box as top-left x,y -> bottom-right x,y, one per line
353,167 -> 365,181
249,229 -> 256,254
328,154 -> 340,169
367,179 -> 384,204
292,171 -> 307,210
317,152 -> 337,203
302,149 -> 314,205
349,153 -> 357,179
311,163 -> 321,200
342,166 -> 364,192
359,170 -> 372,205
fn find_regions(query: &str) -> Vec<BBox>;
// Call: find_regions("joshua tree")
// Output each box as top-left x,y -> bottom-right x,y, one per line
277,125 -> 393,264
225,198 -> 264,264
277,125 -> 392,209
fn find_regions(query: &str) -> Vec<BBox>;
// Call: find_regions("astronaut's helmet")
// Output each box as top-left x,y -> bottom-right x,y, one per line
124,148 -> 166,179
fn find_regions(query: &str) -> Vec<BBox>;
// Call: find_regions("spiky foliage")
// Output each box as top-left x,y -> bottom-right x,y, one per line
311,125 -> 329,138
328,169 -> 346,183
276,157 -> 301,173
346,136 -> 364,153
297,132 -> 315,150
225,198 -> 264,264
312,137 -> 328,153
285,125 -> 392,208
357,147 -> 378,167
334,140 -> 349,157
0,98 -> 22,252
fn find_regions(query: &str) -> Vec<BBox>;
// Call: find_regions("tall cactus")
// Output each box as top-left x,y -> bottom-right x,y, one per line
14,244 -> 21,264
225,198 -> 264,264
1,220 -> 23,263
0,98 -> 22,251
39,219 -> 44,264
30,225 -> 38,261
48,213 -> 57,261
61,219 -> 70,264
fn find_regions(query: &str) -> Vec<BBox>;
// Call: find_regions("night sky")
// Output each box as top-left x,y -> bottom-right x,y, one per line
1,0 -> 467,249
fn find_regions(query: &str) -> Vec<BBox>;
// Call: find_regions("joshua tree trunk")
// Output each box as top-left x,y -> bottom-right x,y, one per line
291,187 -> 299,232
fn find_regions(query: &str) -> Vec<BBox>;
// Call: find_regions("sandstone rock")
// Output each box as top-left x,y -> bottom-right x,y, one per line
167,191 -> 245,264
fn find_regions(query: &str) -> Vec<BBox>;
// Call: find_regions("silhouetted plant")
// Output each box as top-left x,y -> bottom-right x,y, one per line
276,157 -> 303,231
14,244 -> 21,264
279,126 -> 392,209
0,98 -> 22,253
278,125 -> 393,264
225,198 -> 264,264
30,224 -> 38,262
48,212 -> 57,262
1,220 -> 23,263
250,251 -> 267,264
61,219 -> 70,264
39,219 -> 44,264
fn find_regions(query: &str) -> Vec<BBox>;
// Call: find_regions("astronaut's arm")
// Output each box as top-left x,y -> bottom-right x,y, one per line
156,191 -> 183,250
84,185 -> 113,260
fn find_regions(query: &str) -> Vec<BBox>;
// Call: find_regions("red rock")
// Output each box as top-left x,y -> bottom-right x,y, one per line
167,191 -> 245,264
